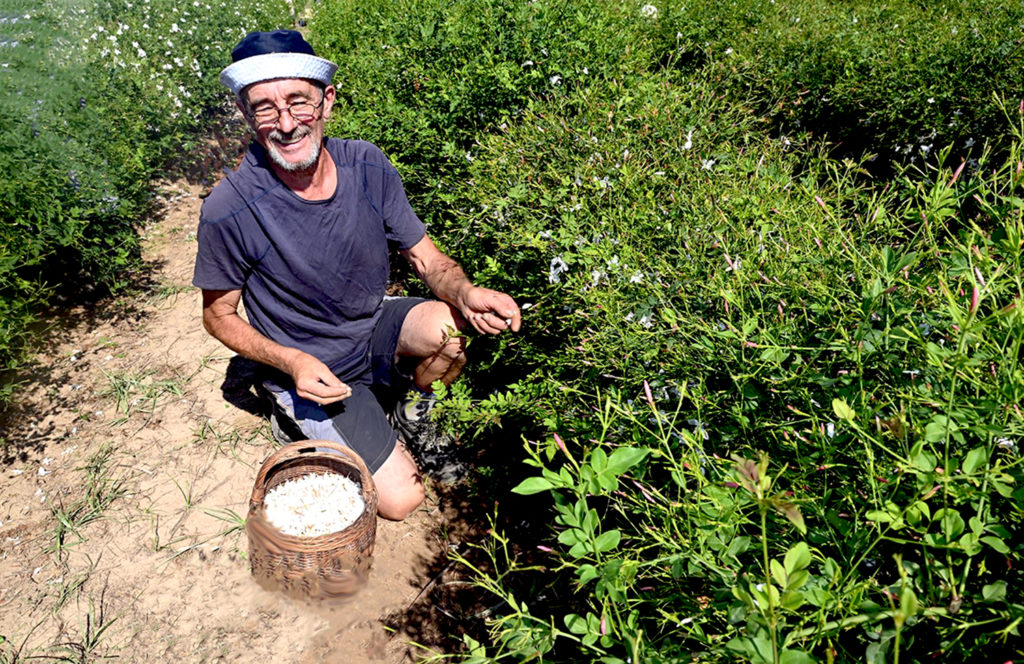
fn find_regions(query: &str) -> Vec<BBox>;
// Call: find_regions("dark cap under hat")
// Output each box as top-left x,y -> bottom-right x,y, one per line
219,29 -> 338,96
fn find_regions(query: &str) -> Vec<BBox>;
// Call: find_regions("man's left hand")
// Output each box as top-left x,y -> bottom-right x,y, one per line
460,286 -> 521,335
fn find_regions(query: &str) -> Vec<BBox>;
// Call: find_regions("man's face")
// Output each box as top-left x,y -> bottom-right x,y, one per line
240,78 -> 335,174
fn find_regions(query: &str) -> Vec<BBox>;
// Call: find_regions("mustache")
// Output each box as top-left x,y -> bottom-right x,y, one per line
268,125 -> 312,143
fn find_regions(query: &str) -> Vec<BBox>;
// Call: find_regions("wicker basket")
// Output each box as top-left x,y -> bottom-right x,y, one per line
246,440 -> 378,599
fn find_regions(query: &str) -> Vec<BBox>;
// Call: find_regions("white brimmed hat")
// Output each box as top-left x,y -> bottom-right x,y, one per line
219,30 -> 338,96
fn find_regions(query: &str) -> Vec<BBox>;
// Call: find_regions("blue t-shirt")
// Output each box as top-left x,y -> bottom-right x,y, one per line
192,138 -> 426,383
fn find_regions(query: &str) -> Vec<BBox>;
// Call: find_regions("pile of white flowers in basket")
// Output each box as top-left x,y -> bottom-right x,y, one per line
263,472 -> 366,537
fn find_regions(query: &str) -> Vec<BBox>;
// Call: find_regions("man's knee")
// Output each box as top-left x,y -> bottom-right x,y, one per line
398,301 -> 467,359
438,335 -> 467,363
372,441 -> 425,521
376,480 -> 425,521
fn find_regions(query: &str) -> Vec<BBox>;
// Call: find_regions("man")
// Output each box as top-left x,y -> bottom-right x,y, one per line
193,30 -> 521,520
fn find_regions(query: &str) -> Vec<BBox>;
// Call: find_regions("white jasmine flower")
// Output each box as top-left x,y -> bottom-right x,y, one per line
640,4 -> 659,18
701,158 -> 715,170
683,129 -> 694,150
549,256 -> 569,283
549,75 -> 562,85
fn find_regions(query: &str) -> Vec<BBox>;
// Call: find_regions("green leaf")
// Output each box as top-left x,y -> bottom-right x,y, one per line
780,590 -> 806,611
511,476 -> 555,495
961,446 -> 988,474
577,564 -> 599,584
925,415 -> 959,443
981,535 -> 1010,554
832,398 -> 856,422
934,508 -> 965,539
899,585 -> 918,620
770,559 -> 786,588
605,446 -> 649,476
569,541 -> 589,559
982,580 -> 1007,602
558,528 -> 583,546
593,529 -> 621,553
780,648 -> 817,663
784,542 -> 811,575
564,613 -> 587,634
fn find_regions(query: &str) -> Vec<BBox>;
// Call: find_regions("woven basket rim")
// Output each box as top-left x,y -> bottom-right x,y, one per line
248,440 -> 378,548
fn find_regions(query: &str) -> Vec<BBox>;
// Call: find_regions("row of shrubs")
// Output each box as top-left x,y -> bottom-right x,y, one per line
0,0 -> 290,405
312,0 -> 1023,661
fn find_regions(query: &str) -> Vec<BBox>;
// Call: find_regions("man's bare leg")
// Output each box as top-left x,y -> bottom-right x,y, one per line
396,300 -> 467,390
372,440 -> 424,520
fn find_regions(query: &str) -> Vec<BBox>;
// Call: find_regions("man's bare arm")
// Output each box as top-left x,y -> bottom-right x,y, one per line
201,289 -> 351,404
401,236 -> 521,334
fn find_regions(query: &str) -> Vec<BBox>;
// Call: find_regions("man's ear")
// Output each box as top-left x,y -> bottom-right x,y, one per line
322,85 -> 337,121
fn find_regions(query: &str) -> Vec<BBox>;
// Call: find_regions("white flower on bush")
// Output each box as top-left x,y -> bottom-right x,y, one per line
549,74 -> 562,85
701,158 -> 715,170
549,256 -> 569,283
687,419 -> 709,440
683,129 -> 694,150
640,4 -> 658,18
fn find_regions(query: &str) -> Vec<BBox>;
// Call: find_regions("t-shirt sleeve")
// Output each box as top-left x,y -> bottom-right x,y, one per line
360,145 -> 427,250
192,206 -> 252,291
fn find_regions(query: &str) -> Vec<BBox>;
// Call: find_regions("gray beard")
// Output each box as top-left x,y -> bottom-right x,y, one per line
265,128 -> 321,173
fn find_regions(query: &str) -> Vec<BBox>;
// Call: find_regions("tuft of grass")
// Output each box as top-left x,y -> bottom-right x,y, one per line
48,444 -> 129,557
47,585 -> 119,663
100,368 -> 185,426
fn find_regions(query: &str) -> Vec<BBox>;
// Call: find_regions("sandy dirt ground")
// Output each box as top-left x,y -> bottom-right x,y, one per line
0,175 -> 484,663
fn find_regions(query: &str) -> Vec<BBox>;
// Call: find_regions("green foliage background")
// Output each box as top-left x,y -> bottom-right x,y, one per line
313,0 -> 1024,661
0,0 -> 290,402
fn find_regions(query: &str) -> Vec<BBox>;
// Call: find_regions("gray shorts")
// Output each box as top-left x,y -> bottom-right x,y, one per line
262,297 -> 425,473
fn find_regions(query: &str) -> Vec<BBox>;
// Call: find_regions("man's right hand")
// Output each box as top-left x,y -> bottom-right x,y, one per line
288,351 -> 352,405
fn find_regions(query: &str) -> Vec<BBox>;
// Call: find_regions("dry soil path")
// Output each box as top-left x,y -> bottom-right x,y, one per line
0,179 -> 468,663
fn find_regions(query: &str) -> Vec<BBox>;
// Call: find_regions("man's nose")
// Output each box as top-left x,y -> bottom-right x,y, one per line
276,108 -> 298,133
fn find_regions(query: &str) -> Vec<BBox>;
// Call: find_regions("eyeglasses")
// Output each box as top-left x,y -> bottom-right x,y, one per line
248,94 -> 325,126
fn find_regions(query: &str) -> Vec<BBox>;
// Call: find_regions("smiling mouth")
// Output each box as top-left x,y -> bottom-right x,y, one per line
269,128 -> 310,148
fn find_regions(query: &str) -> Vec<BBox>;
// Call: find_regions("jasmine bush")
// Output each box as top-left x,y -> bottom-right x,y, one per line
660,0 -> 1024,169
310,0 -> 1024,660
0,0 -> 289,403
